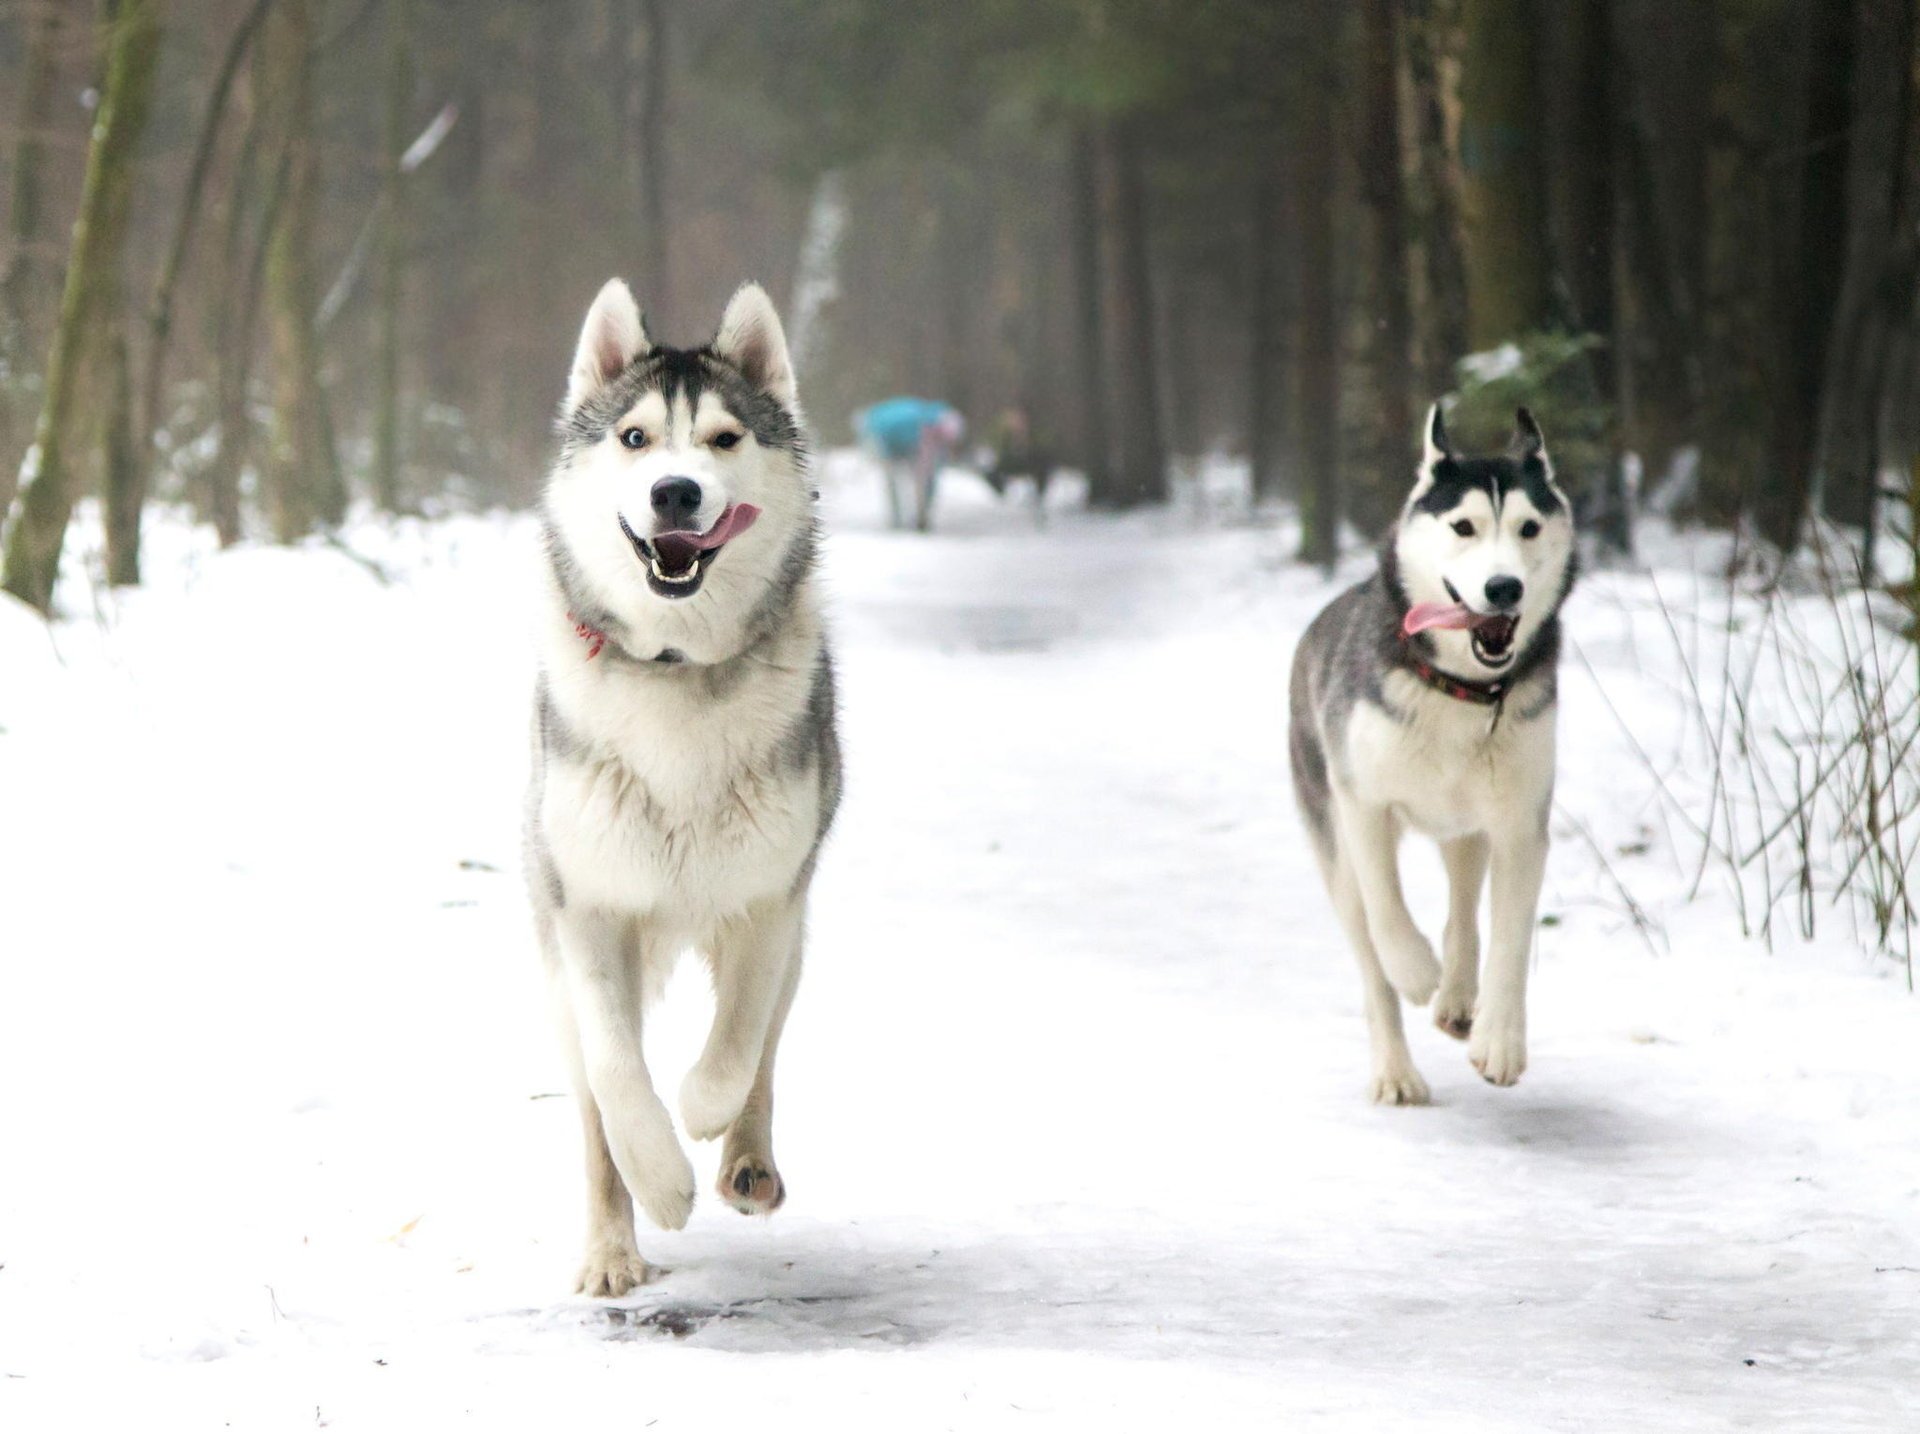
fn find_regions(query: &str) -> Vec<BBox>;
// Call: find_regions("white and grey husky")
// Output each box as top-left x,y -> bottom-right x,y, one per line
1289,405 -> 1577,1104
526,279 -> 840,1295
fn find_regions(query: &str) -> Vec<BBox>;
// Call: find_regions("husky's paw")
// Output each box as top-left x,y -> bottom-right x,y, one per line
678,1064 -> 754,1144
1369,1062 -> 1431,1107
1468,1012 -> 1527,1087
1432,986 -> 1475,1040
717,1153 -> 787,1216
575,1244 -> 656,1299
1377,931 -> 1441,1006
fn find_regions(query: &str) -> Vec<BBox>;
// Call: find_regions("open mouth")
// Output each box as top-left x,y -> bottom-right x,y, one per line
618,503 -> 760,600
1402,582 -> 1521,669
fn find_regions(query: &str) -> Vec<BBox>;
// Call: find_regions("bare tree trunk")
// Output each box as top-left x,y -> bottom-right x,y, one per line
1248,158 -> 1287,503
1358,0 -> 1416,537
103,314 -> 140,583
1544,0 -> 1631,552
372,0 -> 411,513
0,0 -> 64,517
1,0 -> 164,615
131,0 -> 272,564
1755,1 -> 1853,555
1093,116 -> 1166,508
1818,0 -> 1914,554
1458,0 -> 1550,347
258,0 -> 344,542
1067,126 -> 1110,496
1404,0 -> 1471,394
620,0 -> 669,324
1297,44 -> 1342,572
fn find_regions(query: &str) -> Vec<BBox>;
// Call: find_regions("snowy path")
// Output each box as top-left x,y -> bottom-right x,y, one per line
2,468 -> 1916,1431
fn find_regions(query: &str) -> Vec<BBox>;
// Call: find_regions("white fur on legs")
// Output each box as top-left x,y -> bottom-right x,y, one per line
680,894 -> 804,1142
716,953 -> 802,1215
1433,834 -> 1488,1040
1335,795 -> 1441,1005
1469,830 -> 1548,1085
557,910 -> 696,1231
1326,856 -> 1431,1106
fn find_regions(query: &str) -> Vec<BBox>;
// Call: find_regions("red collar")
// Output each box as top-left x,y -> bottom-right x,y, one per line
1406,654 -> 1507,706
568,613 -> 609,660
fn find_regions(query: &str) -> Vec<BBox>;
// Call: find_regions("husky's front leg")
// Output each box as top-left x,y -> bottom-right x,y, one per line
1433,834 -> 1488,1039
1469,825 -> 1548,1086
1335,794 -> 1441,1005
680,892 -> 804,1143
556,908 -> 696,1233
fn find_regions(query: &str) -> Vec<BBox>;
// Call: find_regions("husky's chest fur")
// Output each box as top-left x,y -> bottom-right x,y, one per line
533,603 -> 832,932
1338,673 -> 1557,842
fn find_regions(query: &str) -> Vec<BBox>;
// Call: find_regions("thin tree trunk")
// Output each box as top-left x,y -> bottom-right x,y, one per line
0,0 -> 64,517
1546,0 -> 1630,552
621,0 -> 669,324
1093,115 -> 1166,508
1358,0 -> 1416,537
103,314 -> 140,583
132,0 -> 273,564
1458,0 -> 1550,347
1818,0 -> 1914,546
1,0 -> 164,614
1248,159 -> 1286,502
1067,126 -> 1110,497
1297,46 -> 1342,572
258,0 -> 344,542
372,0 -> 411,513
1404,0 -> 1470,394
1755,1 -> 1854,554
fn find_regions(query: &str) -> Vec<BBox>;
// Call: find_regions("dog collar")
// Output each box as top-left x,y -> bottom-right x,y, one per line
1406,654 -> 1507,706
568,613 -> 609,660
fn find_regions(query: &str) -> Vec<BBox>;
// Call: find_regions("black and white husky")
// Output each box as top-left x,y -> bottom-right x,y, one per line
1289,406 -> 1577,1104
526,279 -> 840,1295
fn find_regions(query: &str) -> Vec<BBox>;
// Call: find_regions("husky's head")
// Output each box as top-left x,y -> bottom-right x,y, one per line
542,278 -> 812,659
1390,404 -> 1576,676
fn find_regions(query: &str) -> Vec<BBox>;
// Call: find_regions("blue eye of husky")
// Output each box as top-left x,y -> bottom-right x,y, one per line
1519,519 -> 1541,539
619,427 -> 647,450
1451,519 -> 1474,537
712,431 -> 742,451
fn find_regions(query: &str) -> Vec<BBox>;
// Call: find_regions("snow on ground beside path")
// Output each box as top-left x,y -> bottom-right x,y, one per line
1,460 -> 1916,1432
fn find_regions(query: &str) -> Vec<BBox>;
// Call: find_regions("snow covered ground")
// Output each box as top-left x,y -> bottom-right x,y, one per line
2,458 -> 1916,1432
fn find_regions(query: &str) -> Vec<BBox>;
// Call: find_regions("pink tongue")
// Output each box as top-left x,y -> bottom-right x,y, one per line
1402,601 -> 1479,636
652,503 -> 761,568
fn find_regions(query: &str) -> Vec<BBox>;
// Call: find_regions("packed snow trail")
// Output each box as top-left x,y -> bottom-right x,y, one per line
1,463 -> 1915,1431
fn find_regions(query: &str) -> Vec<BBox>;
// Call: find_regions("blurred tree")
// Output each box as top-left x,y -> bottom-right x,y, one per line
1403,0 -> 1471,399
2,0 -> 164,614
1457,0 -> 1549,348
257,0 -> 345,540
0,0 -> 64,518
1357,0 -> 1415,537
372,0 -> 413,514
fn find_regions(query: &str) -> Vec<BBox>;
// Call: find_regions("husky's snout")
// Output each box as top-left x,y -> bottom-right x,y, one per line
1484,575 -> 1524,610
651,475 -> 704,528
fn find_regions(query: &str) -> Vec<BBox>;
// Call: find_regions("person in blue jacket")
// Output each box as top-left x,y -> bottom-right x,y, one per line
854,396 -> 966,531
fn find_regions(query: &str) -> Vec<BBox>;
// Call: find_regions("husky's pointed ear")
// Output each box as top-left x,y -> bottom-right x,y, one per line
714,282 -> 797,407
567,278 -> 649,414
1422,402 -> 1454,469
1509,406 -> 1546,462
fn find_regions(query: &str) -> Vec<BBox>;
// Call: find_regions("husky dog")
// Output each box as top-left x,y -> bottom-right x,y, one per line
526,279 -> 840,1295
1289,405 -> 1576,1104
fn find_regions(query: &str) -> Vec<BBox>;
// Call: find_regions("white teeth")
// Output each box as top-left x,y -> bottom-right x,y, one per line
650,556 -> 700,585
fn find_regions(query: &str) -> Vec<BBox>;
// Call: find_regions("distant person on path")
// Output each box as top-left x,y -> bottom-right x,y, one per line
855,396 -> 965,532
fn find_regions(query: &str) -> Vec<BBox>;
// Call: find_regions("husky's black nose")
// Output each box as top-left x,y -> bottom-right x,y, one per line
650,476 -> 704,529
1485,575 -> 1524,609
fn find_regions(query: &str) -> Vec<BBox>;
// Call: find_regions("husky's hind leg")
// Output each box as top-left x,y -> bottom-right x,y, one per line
555,909 -> 696,1237
1433,834 -> 1488,1040
1319,847 -> 1429,1106
1333,794 -> 1441,1005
